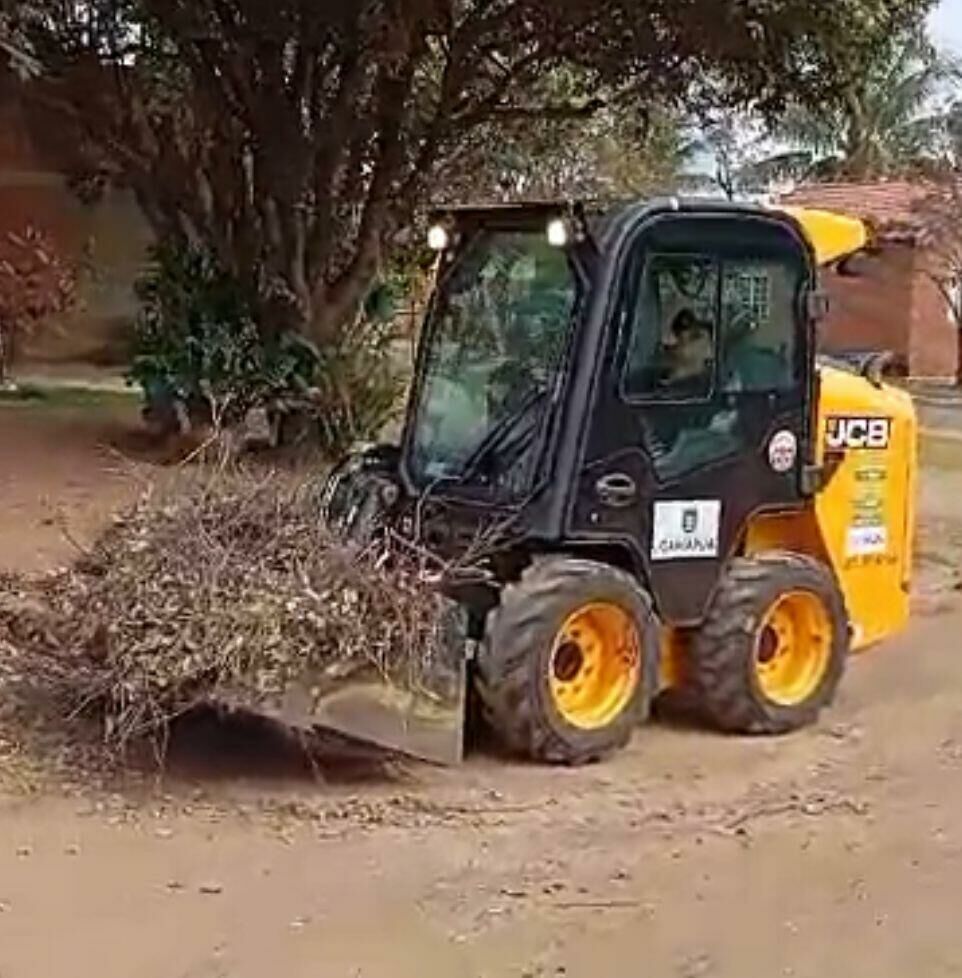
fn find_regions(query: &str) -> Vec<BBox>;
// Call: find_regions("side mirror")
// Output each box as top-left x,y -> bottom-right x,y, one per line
807,290 -> 830,323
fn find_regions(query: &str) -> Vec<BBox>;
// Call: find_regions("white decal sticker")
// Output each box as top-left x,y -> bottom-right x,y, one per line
652,500 -> 721,562
846,525 -> 888,557
768,429 -> 798,473
826,416 -> 892,451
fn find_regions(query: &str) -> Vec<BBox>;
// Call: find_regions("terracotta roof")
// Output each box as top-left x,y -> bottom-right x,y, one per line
779,181 -> 933,242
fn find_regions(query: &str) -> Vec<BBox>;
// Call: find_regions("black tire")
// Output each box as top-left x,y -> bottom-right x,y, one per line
688,552 -> 848,735
474,556 -> 658,765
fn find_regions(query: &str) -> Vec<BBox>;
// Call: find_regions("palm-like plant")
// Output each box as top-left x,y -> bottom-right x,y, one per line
766,34 -> 961,181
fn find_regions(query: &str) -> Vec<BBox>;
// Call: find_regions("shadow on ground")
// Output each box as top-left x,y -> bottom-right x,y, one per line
162,706 -> 413,787
0,670 -> 415,796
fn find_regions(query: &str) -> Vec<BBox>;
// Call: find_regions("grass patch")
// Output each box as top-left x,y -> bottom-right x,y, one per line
0,382 -> 138,411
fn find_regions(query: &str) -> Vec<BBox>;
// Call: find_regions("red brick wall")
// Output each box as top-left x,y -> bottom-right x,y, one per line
815,243 -> 958,379
816,245 -> 915,371
0,86 -> 153,367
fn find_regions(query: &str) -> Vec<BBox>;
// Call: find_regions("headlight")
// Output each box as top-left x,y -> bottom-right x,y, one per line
547,218 -> 570,248
427,224 -> 450,251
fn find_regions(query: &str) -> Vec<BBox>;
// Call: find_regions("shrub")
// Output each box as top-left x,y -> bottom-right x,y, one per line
0,226 -> 77,384
128,243 -> 404,456
128,243 -> 315,427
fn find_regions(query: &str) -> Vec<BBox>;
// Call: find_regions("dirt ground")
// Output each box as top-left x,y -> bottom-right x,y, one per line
0,396 -> 146,574
2,404 -> 962,978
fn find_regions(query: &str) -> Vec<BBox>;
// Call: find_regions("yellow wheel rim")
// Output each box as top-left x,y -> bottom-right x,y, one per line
549,602 -> 642,730
753,590 -> 832,707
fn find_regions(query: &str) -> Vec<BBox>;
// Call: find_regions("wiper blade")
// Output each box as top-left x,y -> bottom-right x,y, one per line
459,388 -> 547,480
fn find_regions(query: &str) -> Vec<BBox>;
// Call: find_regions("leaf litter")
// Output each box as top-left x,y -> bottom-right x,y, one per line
0,467 -> 450,765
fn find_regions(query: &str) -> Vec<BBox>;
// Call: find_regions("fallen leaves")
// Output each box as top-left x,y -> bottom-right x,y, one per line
0,468 -> 449,760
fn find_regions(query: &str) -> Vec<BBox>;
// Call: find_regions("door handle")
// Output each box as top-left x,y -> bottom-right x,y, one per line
595,472 -> 638,509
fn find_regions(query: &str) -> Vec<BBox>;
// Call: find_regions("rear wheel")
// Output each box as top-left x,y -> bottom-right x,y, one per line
688,553 -> 848,734
474,557 -> 658,764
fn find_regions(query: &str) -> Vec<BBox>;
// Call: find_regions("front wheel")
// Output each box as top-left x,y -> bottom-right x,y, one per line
687,552 -> 848,734
474,557 -> 658,765
319,445 -> 400,544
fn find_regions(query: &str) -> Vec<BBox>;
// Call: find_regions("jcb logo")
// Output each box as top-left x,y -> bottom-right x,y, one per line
825,416 -> 892,451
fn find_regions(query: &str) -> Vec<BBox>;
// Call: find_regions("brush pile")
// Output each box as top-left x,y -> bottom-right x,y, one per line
0,470 -> 449,754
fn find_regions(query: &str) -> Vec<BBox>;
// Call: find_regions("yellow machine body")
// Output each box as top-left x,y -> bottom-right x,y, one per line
758,205 -> 915,651
746,365 -> 917,652
778,206 -> 869,266
662,206 -> 917,684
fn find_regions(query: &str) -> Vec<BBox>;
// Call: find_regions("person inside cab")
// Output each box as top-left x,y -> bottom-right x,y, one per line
657,309 -> 714,397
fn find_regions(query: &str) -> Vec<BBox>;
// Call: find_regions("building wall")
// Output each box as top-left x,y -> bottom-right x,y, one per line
910,252 -> 959,380
780,182 -> 960,380
816,245 -> 915,372
0,86 -> 154,367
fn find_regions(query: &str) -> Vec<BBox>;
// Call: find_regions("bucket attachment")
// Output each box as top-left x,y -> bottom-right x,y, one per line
226,602 -> 470,766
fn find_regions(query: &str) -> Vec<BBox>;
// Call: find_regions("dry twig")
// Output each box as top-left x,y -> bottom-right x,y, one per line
0,466 -> 451,759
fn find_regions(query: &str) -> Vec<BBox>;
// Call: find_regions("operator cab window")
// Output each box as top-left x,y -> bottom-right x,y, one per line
622,251 -> 803,400
616,219 -> 806,482
719,259 -> 801,393
623,254 -> 718,400
410,228 -> 576,484
621,251 -> 739,481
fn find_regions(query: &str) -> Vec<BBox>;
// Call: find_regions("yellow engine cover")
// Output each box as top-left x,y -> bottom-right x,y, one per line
812,365 -> 917,650
778,206 -> 869,266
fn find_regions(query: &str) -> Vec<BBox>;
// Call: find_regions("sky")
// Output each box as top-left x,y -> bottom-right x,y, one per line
931,0 -> 962,53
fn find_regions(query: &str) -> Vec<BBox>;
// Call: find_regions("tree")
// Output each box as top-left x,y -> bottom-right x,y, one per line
757,32 -> 961,182
0,2 -> 40,77
12,0 -> 935,348
679,112 -> 789,199
440,73 -> 693,203
945,99 -> 962,164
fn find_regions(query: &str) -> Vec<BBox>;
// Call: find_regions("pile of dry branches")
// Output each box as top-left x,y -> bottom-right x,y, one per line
0,469 -> 449,755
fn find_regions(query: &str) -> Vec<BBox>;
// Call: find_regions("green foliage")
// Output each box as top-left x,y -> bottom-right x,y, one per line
310,318 -> 407,459
128,243 -> 313,421
128,243 -> 402,456
439,70 -> 692,203
17,0 -> 937,348
761,32 -> 962,181
363,258 -> 423,325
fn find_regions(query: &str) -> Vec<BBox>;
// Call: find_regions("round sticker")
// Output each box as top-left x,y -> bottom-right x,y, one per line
768,430 -> 798,473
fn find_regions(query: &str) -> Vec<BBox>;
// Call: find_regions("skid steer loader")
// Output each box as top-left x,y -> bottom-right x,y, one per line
314,198 -> 917,766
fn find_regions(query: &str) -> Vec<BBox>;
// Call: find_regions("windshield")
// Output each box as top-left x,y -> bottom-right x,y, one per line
408,228 -> 577,485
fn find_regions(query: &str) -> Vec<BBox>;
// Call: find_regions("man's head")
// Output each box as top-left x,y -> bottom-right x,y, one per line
667,310 -> 713,378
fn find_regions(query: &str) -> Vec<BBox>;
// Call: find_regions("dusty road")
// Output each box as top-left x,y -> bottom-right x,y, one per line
1,408 -> 962,977
0,398 -> 144,574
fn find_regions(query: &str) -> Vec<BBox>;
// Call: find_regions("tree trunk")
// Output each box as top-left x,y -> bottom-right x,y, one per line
310,257 -> 382,348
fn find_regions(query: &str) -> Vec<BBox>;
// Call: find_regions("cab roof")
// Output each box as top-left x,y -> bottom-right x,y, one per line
431,197 -> 868,268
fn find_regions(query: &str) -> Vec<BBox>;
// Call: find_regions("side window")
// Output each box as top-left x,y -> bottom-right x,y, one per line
623,254 -> 718,400
720,259 -> 800,392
